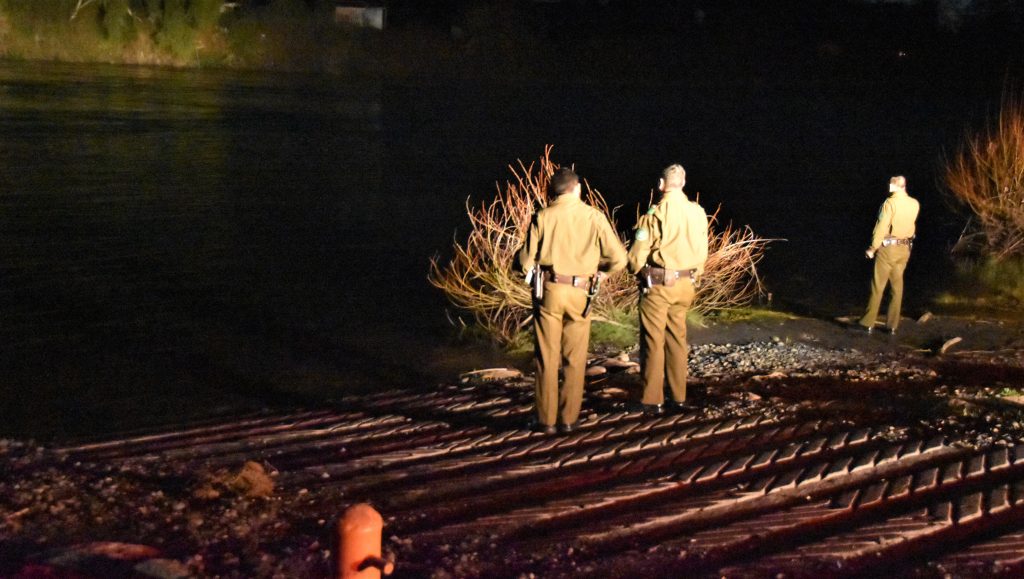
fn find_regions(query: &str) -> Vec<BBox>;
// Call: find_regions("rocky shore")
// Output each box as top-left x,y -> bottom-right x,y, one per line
2,313 -> 1024,577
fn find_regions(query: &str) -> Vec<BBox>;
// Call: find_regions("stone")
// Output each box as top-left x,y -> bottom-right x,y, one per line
48,542 -> 161,566
134,558 -> 192,579
600,358 -> 639,371
459,368 -> 523,382
753,371 -> 788,381
940,337 -> 962,355
585,365 -> 607,376
918,311 -> 933,323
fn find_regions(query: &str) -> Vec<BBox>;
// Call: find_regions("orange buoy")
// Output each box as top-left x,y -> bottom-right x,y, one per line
338,503 -> 394,578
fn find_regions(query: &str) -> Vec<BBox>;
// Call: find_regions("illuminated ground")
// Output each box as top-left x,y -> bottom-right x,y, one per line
3,315 -> 1024,578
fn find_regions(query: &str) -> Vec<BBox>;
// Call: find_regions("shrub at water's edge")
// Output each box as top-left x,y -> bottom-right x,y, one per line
946,93 -> 1024,261
428,147 -> 772,348
938,256 -> 1024,311
944,93 -> 1024,305
0,0 -> 377,74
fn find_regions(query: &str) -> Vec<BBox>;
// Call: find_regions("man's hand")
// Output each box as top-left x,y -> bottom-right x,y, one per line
865,248 -> 875,259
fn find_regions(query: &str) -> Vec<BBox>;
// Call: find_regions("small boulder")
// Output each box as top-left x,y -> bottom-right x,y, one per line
227,461 -> 274,498
459,368 -> 523,383
600,358 -> 640,371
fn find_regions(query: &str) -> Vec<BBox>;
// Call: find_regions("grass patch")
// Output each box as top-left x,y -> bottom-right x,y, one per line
933,257 -> 1024,319
591,307 -> 639,350
702,306 -> 799,324
975,256 -> 1024,303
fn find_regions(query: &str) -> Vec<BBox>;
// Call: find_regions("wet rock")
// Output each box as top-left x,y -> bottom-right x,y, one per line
134,558 -> 191,579
460,368 -> 523,383
918,311 -> 933,323
600,358 -> 639,371
48,542 -> 162,567
585,365 -> 607,377
595,386 -> 629,399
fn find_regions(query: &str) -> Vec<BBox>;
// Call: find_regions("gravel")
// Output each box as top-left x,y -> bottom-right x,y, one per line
2,337 -> 1023,577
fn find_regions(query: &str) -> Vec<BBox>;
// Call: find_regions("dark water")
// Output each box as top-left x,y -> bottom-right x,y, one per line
0,61 -> 999,439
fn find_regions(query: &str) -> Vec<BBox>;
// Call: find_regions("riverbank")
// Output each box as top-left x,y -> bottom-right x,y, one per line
3,312 -> 1024,577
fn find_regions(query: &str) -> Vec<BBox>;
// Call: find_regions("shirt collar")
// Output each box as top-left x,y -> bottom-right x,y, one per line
551,194 -> 581,206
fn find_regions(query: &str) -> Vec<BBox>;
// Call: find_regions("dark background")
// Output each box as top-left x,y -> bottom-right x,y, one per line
1,0 -> 1021,439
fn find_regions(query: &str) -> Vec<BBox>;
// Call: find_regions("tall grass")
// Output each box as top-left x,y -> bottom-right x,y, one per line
428,147 -> 772,346
946,94 -> 1024,260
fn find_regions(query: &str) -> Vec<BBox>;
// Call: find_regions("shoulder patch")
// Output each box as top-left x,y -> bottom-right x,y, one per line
635,227 -> 649,242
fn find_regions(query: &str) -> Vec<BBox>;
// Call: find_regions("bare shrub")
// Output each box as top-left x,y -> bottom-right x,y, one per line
429,147 -> 771,346
946,94 -> 1024,260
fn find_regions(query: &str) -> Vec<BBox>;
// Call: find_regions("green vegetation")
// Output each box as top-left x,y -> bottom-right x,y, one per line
701,306 -> 799,324
974,256 -> 1024,303
590,308 -> 640,350
0,0 -> 377,73
933,256 -> 1024,317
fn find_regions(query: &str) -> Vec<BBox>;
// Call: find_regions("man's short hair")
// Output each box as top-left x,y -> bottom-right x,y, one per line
550,167 -> 580,196
890,175 -> 907,188
662,164 -> 686,189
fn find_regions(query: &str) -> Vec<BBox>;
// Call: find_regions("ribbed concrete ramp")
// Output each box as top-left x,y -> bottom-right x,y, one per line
35,380 -> 1024,577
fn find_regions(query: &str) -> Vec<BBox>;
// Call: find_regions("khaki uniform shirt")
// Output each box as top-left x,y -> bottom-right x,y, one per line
518,194 -> 627,276
870,191 -> 920,250
627,190 -> 709,275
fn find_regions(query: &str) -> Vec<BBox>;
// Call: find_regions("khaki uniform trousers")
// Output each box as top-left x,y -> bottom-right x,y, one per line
534,282 -> 591,427
639,279 -> 696,405
860,244 -> 911,331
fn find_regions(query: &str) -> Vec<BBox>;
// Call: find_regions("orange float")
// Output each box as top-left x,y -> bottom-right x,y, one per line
338,503 -> 394,578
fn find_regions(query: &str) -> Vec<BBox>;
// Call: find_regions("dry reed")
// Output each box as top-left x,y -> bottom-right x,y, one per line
429,147 -> 771,345
946,94 -> 1024,260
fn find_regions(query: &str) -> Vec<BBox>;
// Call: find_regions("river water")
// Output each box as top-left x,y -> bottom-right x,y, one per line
0,61 -> 991,439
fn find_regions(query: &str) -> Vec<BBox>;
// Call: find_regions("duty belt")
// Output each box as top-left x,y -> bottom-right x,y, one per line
640,265 -> 696,287
543,270 -> 595,289
882,237 -> 914,247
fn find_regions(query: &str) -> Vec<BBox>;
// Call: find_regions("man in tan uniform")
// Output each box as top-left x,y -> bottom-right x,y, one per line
628,164 -> 708,415
518,168 -> 628,434
859,175 -> 920,334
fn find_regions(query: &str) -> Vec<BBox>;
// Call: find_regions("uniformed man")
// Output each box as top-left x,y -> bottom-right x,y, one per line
859,175 -> 920,335
627,164 -> 708,415
518,168 -> 628,434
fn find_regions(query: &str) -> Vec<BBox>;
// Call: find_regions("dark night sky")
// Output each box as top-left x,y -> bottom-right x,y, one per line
354,0 -> 1024,106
